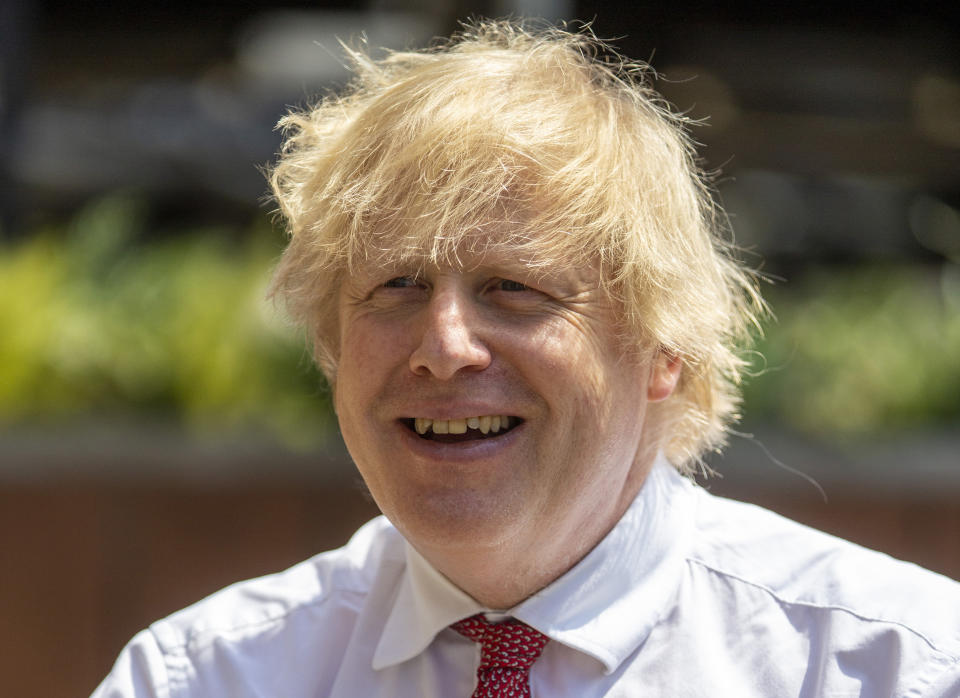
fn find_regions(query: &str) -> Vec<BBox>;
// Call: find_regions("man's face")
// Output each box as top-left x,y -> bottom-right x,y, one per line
334,243 -> 678,571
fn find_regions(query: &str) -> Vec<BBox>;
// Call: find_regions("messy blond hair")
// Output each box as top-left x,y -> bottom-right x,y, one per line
268,19 -> 763,473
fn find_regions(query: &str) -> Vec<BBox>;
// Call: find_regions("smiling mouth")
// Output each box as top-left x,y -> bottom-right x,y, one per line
402,416 -> 521,443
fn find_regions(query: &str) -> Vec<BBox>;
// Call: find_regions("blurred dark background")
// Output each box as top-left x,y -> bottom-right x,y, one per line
1,2 -> 958,696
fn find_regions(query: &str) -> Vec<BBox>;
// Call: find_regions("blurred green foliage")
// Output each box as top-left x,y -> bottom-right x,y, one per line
743,264 -> 960,437
0,195 -> 333,448
2,195 -> 958,445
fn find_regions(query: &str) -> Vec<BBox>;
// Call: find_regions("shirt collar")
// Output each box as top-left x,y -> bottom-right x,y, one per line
513,458 -> 698,673
372,540 -> 484,670
372,455 -> 697,674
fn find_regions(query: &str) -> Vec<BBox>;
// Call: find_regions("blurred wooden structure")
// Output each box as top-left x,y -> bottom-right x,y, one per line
1,427 -> 957,697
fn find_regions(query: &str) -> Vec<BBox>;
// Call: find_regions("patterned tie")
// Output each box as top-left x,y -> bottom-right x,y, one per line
451,614 -> 549,698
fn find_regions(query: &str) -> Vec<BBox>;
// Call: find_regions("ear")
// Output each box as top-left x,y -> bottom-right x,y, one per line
647,350 -> 682,402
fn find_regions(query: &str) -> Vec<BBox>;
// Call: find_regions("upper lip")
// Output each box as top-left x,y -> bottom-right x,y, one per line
399,409 -> 521,422
393,400 -> 523,421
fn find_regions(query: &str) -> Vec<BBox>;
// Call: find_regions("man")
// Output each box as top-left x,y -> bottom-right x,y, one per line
94,20 -> 960,697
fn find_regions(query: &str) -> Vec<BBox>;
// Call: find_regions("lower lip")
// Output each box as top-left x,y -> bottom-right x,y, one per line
395,420 -> 524,463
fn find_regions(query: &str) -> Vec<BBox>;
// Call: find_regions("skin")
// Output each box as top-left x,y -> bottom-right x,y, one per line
334,246 -> 681,609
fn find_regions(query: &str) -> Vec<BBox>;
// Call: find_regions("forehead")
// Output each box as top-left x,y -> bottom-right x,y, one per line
346,213 -> 605,282
351,246 -> 604,295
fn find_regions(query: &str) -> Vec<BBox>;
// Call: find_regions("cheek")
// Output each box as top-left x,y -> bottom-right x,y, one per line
534,326 -> 628,415
335,323 -> 387,413
535,332 -> 651,471
341,317 -> 405,373
335,316 -> 421,428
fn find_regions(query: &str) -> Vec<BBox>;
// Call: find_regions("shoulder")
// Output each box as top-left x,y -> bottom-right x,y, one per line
685,488 -> 960,681
153,515 -> 403,654
92,516 -> 404,697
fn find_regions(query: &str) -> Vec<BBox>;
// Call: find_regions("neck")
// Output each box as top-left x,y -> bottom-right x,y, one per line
430,539 -> 584,610
418,453 -> 656,609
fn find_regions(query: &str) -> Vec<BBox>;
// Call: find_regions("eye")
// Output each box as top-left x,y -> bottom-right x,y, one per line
495,279 -> 529,292
485,277 -> 545,306
383,276 -> 422,289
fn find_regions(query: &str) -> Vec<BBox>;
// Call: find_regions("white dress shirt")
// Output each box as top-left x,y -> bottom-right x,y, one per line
92,459 -> 960,697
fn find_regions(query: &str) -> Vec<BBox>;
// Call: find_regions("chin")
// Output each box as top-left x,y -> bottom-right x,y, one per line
388,486 -> 525,551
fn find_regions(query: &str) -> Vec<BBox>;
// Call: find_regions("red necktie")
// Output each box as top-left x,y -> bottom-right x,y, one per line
451,614 -> 549,698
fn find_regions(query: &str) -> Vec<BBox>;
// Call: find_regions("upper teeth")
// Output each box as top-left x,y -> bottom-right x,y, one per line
414,415 -> 512,435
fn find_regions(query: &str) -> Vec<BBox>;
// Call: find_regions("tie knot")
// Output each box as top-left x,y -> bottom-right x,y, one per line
451,614 -> 549,672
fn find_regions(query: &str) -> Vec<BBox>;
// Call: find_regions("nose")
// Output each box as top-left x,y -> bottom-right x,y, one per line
409,285 -> 492,379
